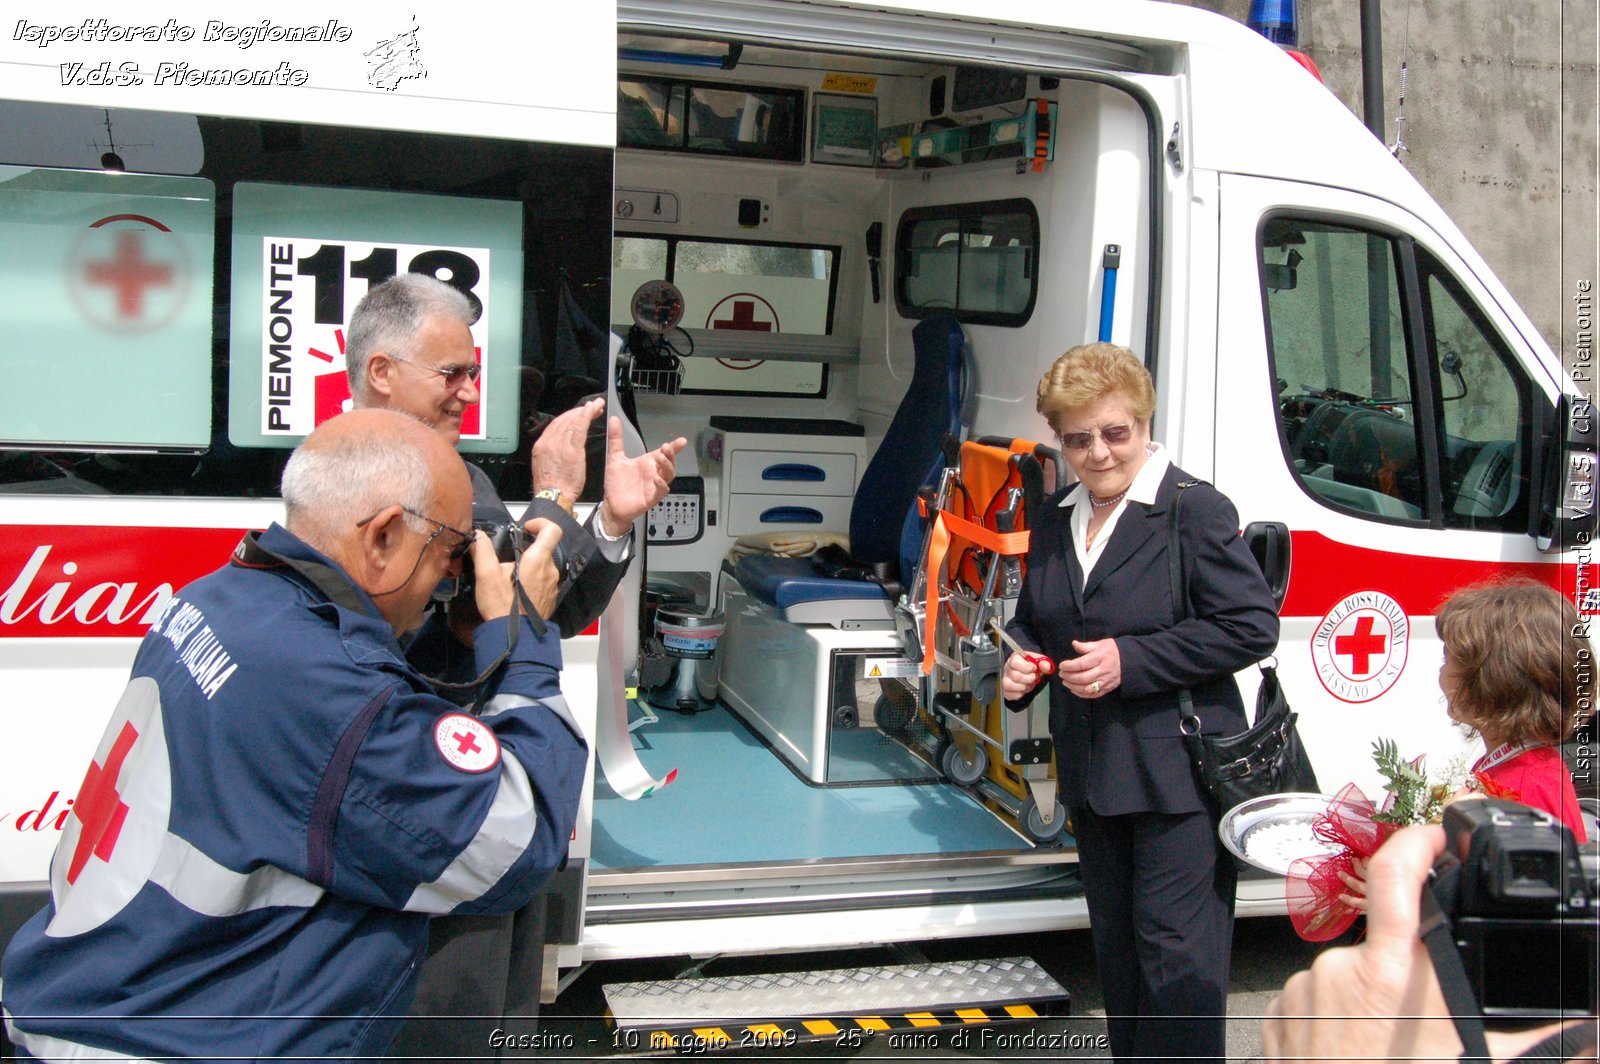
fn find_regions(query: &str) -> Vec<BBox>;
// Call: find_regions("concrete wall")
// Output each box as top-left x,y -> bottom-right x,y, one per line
1168,0 -> 1596,372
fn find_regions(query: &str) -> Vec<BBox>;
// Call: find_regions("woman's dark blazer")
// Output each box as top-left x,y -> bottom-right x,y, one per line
1005,463 -> 1280,817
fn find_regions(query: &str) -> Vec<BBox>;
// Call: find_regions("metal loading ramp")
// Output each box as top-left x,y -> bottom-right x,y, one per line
603,956 -> 1070,1050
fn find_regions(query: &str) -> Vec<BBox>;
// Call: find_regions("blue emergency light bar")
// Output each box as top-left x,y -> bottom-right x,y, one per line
1247,0 -> 1300,47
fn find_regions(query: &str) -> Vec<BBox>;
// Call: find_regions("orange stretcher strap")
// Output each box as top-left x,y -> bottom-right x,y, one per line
919,509 -> 1031,674
922,512 -> 951,673
936,509 -> 1031,558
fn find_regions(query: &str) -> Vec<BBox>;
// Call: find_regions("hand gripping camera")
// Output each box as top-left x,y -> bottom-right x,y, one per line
433,501 -> 533,605
1428,798 -> 1598,1020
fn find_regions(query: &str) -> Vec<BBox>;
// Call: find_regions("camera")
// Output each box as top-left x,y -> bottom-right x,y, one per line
1429,798 -> 1598,1020
434,504 -> 531,604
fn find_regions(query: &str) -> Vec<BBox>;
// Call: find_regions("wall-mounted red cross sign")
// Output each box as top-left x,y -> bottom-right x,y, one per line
712,300 -> 772,331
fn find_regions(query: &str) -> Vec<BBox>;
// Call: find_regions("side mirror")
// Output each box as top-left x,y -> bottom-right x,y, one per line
1537,393 -> 1597,553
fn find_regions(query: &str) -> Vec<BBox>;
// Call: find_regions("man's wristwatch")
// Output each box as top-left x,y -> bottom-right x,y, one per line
533,486 -> 575,516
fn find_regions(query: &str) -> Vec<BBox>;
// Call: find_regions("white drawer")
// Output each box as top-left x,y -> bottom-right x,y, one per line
728,449 -> 858,497
726,493 -> 854,535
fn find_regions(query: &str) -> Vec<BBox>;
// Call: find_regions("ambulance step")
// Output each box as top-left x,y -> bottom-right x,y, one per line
603,955 -> 1069,1051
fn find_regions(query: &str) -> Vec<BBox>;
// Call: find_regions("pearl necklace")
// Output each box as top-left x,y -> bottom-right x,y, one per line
1089,489 -> 1127,509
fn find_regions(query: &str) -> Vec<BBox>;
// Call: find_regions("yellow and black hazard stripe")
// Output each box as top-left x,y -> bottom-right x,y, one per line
619,999 -> 1062,1052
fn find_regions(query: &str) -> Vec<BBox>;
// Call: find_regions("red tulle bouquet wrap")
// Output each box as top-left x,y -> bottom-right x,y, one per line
1287,740 -> 1462,941
1285,782 -> 1398,941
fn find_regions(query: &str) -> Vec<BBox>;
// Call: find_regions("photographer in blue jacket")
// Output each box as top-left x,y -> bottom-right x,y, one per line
1,409 -> 588,1061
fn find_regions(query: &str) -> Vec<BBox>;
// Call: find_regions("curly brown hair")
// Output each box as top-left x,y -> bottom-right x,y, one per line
1435,578 -> 1590,745
1035,343 -> 1156,434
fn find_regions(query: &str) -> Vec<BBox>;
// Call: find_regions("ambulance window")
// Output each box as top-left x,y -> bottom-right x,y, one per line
0,101 -> 613,499
1262,219 -> 1427,523
611,233 -> 837,397
894,199 -> 1039,326
0,169 -> 216,462
1420,254 -> 1531,531
618,77 -> 805,162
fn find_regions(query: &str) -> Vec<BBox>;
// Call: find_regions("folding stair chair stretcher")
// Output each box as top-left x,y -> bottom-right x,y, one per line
896,435 -> 1070,844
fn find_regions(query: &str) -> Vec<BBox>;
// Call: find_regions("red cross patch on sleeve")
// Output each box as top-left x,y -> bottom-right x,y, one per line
433,714 -> 500,774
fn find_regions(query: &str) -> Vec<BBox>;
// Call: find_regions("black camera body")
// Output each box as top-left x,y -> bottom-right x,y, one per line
1430,798 -> 1597,1020
432,499 -> 532,605
450,520 -> 528,601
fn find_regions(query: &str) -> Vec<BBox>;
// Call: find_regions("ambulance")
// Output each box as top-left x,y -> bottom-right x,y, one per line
0,0 -> 1592,1013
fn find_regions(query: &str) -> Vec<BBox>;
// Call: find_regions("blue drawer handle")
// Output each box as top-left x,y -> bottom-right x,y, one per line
762,463 -> 826,482
760,506 -> 824,524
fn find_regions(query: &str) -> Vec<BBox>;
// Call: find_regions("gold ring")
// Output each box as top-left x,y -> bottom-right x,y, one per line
1090,680 -> 1103,694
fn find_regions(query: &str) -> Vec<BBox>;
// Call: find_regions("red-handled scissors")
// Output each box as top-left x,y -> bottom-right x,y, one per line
990,620 -> 1055,676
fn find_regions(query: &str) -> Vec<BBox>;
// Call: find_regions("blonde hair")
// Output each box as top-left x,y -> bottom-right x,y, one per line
1035,343 -> 1156,433
1435,578 -> 1589,745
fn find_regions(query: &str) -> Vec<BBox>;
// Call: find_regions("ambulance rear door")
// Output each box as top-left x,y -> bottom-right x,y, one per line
1212,175 -> 1566,799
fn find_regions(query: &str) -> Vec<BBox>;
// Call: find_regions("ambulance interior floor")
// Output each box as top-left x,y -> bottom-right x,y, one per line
591,701 -> 1034,869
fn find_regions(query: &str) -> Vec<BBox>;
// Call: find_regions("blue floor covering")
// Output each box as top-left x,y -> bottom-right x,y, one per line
591,702 -> 1032,870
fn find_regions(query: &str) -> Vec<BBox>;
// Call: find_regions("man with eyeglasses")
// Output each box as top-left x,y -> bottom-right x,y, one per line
346,272 -> 686,644
345,273 -> 684,1054
1,409 -> 587,1061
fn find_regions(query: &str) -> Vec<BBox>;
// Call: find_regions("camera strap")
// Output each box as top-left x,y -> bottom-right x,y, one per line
1418,887 -> 1492,1063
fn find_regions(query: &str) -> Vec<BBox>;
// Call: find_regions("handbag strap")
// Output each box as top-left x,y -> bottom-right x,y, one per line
1168,479 -> 1202,735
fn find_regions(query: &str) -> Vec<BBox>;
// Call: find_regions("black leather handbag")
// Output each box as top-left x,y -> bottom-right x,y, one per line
1167,481 -> 1320,815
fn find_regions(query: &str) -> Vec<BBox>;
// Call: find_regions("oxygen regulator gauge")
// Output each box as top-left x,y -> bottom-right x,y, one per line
630,279 -> 686,335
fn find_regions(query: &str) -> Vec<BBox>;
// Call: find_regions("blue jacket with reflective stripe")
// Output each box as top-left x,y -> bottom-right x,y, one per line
1,524 -> 587,1061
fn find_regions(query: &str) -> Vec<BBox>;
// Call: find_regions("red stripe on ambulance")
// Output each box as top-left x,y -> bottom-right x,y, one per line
0,527 -> 247,638
0,525 -> 604,638
1283,530 -> 1594,618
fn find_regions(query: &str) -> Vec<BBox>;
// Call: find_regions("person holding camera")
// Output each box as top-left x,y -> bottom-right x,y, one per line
1264,818 -> 1596,1063
346,272 -> 686,641
346,275 -> 684,1053
1,410 -> 587,1060
1000,343 -> 1280,1063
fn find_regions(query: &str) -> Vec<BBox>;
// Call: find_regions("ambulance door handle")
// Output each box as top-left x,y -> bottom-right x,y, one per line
1243,521 -> 1291,608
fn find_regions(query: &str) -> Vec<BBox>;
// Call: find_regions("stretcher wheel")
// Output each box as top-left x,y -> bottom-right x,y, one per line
1018,795 -> 1068,844
940,739 -> 988,787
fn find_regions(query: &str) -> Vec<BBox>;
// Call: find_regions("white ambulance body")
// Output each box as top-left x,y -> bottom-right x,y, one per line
0,0 -> 1591,979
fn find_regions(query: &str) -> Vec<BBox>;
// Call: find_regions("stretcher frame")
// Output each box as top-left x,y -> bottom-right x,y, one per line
893,436 -> 1069,843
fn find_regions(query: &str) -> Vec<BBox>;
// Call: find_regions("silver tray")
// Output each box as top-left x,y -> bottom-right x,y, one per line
1218,792 -> 1343,875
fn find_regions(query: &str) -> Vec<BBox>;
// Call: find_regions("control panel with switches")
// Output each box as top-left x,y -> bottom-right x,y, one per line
647,476 -> 705,545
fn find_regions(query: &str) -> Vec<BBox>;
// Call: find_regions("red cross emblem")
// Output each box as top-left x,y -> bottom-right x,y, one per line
67,721 -> 139,885
68,213 -> 191,333
711,299 -> 774,332
1312,591 -> 1410,703
434,713 -> 499,773
1333,614 -> 1387,676
705,293 -> 779,370
86,230 -> 174,317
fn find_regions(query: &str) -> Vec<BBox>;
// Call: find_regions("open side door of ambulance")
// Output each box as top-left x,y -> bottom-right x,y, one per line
1212,175 -> 1586,821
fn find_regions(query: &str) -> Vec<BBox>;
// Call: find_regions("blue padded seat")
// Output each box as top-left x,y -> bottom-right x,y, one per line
726,556 -> 889,610
732,313 -> 966,625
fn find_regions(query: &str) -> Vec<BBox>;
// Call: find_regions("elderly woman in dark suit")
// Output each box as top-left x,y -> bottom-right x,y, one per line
1002,343 -> 1279,1063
